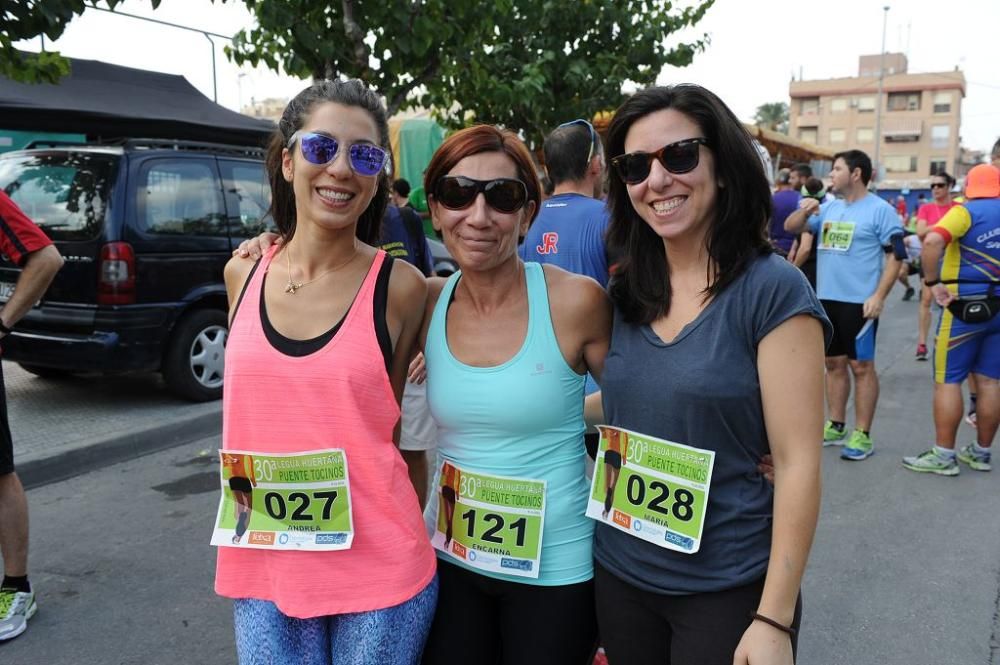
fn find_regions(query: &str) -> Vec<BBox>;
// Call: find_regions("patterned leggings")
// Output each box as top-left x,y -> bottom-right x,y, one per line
233,576 -> 438,665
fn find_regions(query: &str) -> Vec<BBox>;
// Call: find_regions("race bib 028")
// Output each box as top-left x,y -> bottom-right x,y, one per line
210,448 -> 354,551
432,461 -> 547,578
586,426 -> 715,554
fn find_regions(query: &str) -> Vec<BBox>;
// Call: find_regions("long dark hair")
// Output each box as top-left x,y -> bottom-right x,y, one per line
264,79 -> 390,245
605,84 -> 773,324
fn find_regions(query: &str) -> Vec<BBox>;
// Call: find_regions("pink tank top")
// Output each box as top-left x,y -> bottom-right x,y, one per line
215,246 -> 436,618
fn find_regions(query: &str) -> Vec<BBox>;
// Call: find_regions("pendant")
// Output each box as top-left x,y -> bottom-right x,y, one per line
285,280 -> 303,294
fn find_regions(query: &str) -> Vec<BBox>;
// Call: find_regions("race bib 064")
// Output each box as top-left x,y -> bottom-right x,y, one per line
586,426 -> 715,554
432,462 -> 547,578
210,448 -> 353,551
819,221 -> 856,252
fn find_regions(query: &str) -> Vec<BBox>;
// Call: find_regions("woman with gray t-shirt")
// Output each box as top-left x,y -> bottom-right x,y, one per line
592,84 -> 831,665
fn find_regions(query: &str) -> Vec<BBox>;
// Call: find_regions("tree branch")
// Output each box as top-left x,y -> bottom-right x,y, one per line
386,54 -> 440,116
340,0 -> 369,75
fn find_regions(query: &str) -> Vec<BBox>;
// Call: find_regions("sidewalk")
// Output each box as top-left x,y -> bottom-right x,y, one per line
4,361 -> 221,488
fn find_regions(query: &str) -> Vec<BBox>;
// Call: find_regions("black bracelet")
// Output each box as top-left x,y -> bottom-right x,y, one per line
0,318 -> 11,335
923,278 -> 942,287
749,612 -> 796,638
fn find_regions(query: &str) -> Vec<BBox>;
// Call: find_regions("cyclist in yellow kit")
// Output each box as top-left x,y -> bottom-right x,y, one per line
903,164 -> 1000,476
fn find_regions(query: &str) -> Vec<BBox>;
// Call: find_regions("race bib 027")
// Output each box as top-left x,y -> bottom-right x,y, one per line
586,426 -> 715,554
432,461 -> 547,578
210,448 -> 354,551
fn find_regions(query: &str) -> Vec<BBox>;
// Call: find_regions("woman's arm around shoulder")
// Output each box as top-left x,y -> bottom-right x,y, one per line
542,264 -> 612,382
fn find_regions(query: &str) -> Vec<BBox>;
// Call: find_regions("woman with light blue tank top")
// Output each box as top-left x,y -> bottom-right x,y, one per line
416,125 -> 611,665
424,261 -> 594,584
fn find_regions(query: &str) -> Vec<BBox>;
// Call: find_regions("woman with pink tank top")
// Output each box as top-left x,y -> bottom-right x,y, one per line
215,80 -> 437,665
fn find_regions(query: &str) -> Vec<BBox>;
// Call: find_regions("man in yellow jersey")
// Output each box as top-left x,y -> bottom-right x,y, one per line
902,164 -> 1000,476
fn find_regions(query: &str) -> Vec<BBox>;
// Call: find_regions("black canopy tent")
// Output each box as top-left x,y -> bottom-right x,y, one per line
0,54 -> 275,146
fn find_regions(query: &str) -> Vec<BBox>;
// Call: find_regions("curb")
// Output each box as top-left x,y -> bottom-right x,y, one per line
19,408 -> 222,490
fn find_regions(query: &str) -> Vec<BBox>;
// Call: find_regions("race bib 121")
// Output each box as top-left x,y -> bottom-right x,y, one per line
432,462 -> 546,578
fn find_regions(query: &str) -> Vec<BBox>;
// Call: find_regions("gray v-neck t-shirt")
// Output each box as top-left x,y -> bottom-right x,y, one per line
595,253 -> 831,594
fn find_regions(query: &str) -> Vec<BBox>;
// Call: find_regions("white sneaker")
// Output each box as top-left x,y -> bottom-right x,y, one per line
0,587 -> 37,641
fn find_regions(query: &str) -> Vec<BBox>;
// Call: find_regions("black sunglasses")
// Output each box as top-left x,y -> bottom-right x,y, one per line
433,176 -> 528,214
930,182 -> 949,188
611,138 -> 709,185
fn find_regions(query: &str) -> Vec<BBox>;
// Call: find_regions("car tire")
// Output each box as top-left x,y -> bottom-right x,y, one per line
163,309 -> 227,402
17,364 -> 74,379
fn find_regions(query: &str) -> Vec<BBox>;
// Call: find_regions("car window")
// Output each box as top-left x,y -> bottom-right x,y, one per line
222,160 -> 272,238
140,160 -> 226,237
0,152 -> 116,241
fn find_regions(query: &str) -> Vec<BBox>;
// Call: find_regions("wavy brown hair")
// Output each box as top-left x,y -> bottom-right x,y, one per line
264,79 -> 390,246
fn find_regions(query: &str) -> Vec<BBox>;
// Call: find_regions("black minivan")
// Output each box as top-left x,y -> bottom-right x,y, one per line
0,138 -> 271,401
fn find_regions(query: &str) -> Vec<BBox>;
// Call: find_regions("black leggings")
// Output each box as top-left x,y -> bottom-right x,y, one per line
422,559 -> 598,665
595,561 -> 802,665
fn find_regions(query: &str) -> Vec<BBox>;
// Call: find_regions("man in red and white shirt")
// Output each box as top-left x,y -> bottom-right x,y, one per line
912,171 -> 958,360
0,191 -> 63,642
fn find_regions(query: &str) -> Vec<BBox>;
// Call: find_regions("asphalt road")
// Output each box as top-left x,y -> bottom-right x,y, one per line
1,293 -> 997,665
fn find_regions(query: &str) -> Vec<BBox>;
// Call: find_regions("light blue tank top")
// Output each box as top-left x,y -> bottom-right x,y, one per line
423,262 -> 593,585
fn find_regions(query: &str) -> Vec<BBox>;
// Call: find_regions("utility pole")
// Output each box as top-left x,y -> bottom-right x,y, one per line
88,6 -> 233,103
873,5 -> 890,186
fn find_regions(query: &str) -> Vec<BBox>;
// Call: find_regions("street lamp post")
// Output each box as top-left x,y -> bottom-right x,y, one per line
873,5 -> 890,185
89,6 -> 233,103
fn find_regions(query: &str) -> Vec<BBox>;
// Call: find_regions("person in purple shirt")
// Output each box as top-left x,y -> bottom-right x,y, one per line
769,169 -> 800,255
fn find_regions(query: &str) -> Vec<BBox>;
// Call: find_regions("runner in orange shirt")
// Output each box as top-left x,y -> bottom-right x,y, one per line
222,453 -> 256,544
602,428 -> 629,520
439,461 -> 460,547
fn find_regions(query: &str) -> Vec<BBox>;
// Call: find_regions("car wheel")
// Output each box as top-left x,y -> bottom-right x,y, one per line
163,309 -> 227,402
17,364 -> 74,379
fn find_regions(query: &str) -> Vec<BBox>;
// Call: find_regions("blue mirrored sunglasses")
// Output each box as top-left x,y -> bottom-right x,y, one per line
287,131 -> 389,177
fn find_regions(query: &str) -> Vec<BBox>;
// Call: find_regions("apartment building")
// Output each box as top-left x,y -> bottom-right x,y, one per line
789,54 -> 965,189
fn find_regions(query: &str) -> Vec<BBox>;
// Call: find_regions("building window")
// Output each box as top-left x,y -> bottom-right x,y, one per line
929,159 -> 947,175
857,96 -> 876,112
800,97 -> 819,114
830,98 -> 848,113
856,127 -> 874,143
829,129 -> 846,144
933,92 -> 952,113
931,125 -> 950,149
799,128 -> 818,144
884,155 -> 918,173
887,91 -> 921,111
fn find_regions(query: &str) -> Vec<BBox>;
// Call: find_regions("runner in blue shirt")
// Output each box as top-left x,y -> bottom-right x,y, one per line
519,119 -> 610,289
785,150 -> 904,461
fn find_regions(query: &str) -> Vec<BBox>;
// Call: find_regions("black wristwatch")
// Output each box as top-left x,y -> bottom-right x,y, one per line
923,278 -> 941,287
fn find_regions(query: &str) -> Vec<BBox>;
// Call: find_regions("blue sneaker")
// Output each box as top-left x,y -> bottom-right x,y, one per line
841,430 -> 874,461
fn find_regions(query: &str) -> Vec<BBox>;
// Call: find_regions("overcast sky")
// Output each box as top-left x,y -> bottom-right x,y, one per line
15,0 -> 1000,153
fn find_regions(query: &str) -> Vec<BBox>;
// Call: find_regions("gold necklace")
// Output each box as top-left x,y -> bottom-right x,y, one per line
284,245 -> 356,294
